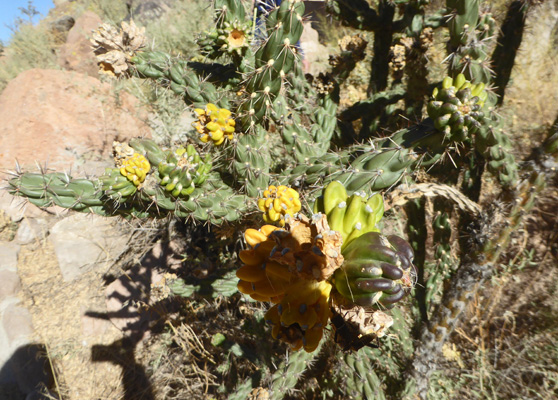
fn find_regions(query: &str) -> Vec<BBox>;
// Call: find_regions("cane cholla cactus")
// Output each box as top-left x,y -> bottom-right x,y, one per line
257,185 -> 302,226
194,103 -> 236,145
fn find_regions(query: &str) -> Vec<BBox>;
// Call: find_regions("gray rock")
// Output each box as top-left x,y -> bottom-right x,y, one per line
0,270 -> 21,302
2,305 -> 34,346
48,214 -> 128,281
0,190 -> 25,222
0,242 -> 20,272
15,218 -> 48,245
50,15 -> 75,35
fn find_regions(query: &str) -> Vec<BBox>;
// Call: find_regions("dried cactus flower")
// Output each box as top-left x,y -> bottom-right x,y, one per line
113,140 -> 135,165
193,103 -> 235,145
119,153 -> 150,187
331,301 -> 394,351
257,185 -> 302,227
90,20 -> 146,77
248,387 -> 270,400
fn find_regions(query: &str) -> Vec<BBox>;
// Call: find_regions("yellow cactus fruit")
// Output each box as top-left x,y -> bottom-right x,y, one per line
193,103 -> 235,146
258,185 -> 302,227
265,280 -> 332,352
118,152 -> 150,187
237,214 -> 344,352
237,226 -> 293,302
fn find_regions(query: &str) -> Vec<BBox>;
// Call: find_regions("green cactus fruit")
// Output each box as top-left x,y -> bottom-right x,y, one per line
333,232 -> 416,309
428,73 -> 486,142
314,182 -> 384,250
158,145 -> 211,197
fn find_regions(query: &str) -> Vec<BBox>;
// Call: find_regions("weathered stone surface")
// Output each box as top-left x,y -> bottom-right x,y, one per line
48,214 -> 129,281
0,242 -> 20,272
50,15 -> 75,36
0,271 -> 21,302
15,218 -> 48,245
58,11 -> 102,76
299,22 -> 329,76
80,306 -> 110,337
0,68 -> 151,170
2,305 -> 34,346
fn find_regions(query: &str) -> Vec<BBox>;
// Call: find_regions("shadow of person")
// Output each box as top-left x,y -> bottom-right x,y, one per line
91,337 -> 154,400
0,343 -> 56,399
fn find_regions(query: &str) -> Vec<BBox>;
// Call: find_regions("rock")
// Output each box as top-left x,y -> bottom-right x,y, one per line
0,190 -> 25,222
0,271 -> 21,302
2,305 -> 34,346
299,22 -> 329,76
0,242 -> 20,272
48,213 -> 129,281
0,68 -> 151,170
50,15 -> 75,37
58,11 -> 102,76
15,218 -> 48,245
127,0 -> 174,23
80,306 -> 110,337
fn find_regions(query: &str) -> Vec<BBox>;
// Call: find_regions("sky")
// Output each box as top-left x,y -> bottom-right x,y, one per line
0,0 -> 54,43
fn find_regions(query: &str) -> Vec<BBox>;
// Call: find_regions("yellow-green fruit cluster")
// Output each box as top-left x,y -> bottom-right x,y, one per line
158,145 -> 211,197
118,153 -> 150,186
314,181 -> 384,250
193,103 -> 235,145
428,73 -> 487,142
257,185 -> 302,227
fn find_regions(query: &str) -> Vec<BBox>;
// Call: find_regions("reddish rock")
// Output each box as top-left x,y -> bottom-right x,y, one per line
58,11 -> 102,76
0,68 -> 151,170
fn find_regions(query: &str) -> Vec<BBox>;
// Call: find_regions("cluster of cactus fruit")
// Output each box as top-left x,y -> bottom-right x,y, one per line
7,0 -> 557,398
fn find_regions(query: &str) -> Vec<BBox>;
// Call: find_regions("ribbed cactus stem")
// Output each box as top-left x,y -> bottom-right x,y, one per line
407,169 -> 546,399
269,341 -> 322,399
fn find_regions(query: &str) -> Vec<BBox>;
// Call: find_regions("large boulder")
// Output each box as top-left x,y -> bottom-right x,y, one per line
0,68 -> 150,171
58,11 -> 103,76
